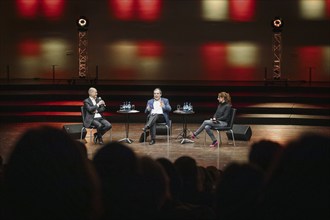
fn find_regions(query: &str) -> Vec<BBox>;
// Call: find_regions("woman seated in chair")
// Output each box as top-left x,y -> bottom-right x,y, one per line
190,92 -> 232,147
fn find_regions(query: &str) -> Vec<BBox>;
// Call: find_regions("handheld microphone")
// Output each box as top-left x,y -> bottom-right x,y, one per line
97,97 -> 106,106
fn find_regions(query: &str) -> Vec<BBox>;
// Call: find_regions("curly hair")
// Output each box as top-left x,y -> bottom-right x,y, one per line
218,92 -> 232,105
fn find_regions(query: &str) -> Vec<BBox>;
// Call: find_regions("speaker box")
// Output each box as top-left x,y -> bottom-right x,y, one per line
226,124 -> 252,141
63,124 -> 86,140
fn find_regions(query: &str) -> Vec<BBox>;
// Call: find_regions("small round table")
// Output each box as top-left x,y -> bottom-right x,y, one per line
173,109 -> 195,144
117,109 -> 140,144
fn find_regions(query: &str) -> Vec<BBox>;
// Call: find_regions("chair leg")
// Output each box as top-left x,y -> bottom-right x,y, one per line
166,125 -> 170,143
89,129 -> 93,143
230,130 -> 236,147
144,131 -> 147,145
217,130 -> 221,148
81,127 -> 85,140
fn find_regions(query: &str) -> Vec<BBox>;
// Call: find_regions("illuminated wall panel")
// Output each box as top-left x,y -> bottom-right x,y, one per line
16,0 -> 65,20
109,0 -> 162,21
137,41 -> 163,57
297,46 -> 329,81
137,0 -> 162,21
201,42 -> 258,80
16,0 -> 38,18
229,0 -> 255,22
107,40 -> 163,79
41,0 -> 65,20
109,0 -> 134,20
17,38 -> 70,78
299,0 -> 330,20
201,0 -> 255,21
19,39 -> 40,56
201,43 -> 227,80
201,0 -> 228,21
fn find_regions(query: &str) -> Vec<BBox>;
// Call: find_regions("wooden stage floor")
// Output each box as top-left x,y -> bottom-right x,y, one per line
1,123 -> 330,170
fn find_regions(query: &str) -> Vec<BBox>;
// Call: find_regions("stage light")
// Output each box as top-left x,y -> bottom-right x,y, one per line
76,16 -> 89,31
271,16 -> 283,32
271,17 -> 284,80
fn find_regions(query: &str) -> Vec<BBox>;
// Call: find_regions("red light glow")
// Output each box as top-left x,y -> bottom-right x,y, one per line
41,0 -> 65,20
16,0 -> 65,20
110,0 -> 134,20
16,0 -> 38,18
201,43 -> 227,80
327,0 -> 330,18
137,0 -> 162,21
137,41 -> 163,57
298,46 -> 323,80
109,0 -> 161,21
229,0 -> 255,22
18,39 -> 40,56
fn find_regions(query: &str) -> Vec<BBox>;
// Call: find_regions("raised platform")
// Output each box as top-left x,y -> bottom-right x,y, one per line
0,81 -> 329,126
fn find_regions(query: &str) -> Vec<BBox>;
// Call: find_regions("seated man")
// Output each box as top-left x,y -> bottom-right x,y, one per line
83,87 -> 112,145
142,88 -> 171,145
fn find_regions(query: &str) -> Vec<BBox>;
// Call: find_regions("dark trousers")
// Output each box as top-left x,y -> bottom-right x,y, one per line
145,114 -> 165,139
92,117 -> 112,138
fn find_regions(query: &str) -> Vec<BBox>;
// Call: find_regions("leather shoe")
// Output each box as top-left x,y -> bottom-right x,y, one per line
149,139 -> 155,145
98,137 -> 104,145
93,133 -> 98,144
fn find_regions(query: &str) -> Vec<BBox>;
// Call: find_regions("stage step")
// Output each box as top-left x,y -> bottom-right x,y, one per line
0,83 -> 329,126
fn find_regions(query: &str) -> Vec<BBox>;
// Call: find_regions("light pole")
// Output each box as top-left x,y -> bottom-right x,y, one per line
76,16 -> 89,78
271,17 -> 283,80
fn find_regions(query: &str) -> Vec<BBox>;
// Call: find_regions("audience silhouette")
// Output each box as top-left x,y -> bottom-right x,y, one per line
3,126 -> 101,220
2,126 -> 328,220
248,139 -> 282,173
215,162 -> 264,220
92,142 -> 140,220
256,133 -> 330,220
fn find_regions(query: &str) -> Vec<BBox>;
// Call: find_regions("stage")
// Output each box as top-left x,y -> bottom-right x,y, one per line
1,122 -> 329,170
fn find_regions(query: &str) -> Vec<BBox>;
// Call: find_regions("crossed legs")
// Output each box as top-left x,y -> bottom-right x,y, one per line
192,120 -> 227,145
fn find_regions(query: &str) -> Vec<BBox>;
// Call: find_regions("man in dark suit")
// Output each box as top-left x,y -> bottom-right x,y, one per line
142,88 -> 171,145
83,87 -> 111,144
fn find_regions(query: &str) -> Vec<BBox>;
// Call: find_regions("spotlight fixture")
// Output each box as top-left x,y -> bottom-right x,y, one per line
271,17 -> 283,32
76,16 -> 89,31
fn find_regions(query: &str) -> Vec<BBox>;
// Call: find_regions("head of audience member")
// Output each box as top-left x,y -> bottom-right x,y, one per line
174,155 -> 209,206
92,142 -> 140,219
215,162 -> 264,220
3,125 -> 100,220
257,133 -> 330,220
206,165 -> 223,190
174,156 -> 198,193
248,139 -> 282,173
75,140 -> 89,159
136,156 -> 170,216
156,157 -> 183,202
198,165 -> 218,194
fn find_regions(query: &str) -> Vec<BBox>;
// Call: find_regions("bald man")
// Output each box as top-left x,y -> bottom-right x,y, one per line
83,87 -> 111,144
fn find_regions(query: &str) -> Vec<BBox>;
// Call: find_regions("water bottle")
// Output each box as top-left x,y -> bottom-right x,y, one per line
183,102 -> 187,111
128,101 -> 131,110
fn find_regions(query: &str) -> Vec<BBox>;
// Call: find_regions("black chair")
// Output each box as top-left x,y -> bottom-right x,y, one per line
144,119 -> 172,144
80,106 -> 112,143
204,108 -> 237,148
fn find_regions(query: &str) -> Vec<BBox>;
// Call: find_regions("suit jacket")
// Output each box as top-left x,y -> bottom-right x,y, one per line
144,97 -> 172,126
83,97 -> 106,128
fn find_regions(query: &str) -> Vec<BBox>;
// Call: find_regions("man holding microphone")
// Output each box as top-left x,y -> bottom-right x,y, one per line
83,87 -> 112,144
